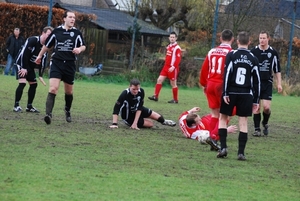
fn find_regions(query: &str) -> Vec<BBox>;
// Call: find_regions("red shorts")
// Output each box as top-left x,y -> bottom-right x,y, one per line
160,66 -> 179,81
206,81 -> 223,109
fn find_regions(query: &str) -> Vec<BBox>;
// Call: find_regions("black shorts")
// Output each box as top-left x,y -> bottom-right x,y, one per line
220,94 -> 253,117
122,107 -> 152,128
260,81 -> 272,100
50,59 -> 76,85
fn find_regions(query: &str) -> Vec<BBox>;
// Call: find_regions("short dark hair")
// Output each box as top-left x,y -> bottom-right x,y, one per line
221,29 -> 233,41
130,78 -> 140,86
260,30 -> 270,38
170,31 -> 177,37
237,31 -> 249,45
42,26 -> 54,33
63,10 -> 75,18
186,113 -> 198,127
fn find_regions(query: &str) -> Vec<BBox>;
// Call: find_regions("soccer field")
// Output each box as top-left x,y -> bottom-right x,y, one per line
0,75 -> 299,201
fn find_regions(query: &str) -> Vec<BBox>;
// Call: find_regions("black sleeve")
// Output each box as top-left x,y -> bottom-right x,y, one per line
137,88 -> 145,110
21,38 -> 36,70
113,90 -> 126,115
252,58 -> 261,104
39,52 -> 48,77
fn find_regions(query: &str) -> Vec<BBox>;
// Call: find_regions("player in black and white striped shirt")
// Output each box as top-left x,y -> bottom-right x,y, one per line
35,10 -> 86,125
217,31 -> 261,160
13,26 -> 53,113
109,79 -> 176,130
251,31 -> 282,137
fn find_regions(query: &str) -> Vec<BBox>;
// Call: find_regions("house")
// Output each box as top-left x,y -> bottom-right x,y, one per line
4,0 -> 170,69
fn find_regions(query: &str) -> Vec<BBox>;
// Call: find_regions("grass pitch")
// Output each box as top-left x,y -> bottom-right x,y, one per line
0,75 -> 299,201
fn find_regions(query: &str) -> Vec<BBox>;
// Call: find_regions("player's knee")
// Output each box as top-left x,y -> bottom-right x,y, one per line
18,83 -> 26,89
29,83 -> 37,89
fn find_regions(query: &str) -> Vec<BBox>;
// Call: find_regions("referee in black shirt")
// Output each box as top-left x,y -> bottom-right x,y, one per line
251,31 -> 282,137
217,31 -> 260,160
35,10 -> 86,124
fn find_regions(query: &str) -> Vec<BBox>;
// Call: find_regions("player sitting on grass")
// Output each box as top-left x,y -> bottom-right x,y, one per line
109,78 -> 176,130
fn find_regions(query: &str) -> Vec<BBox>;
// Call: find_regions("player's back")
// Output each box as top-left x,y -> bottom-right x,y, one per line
224,48 -> 259,93
205,44 -> 232,83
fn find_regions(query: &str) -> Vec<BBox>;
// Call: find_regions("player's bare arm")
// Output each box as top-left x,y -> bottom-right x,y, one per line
131,110 -> 142,130
72,45 -> 86,55
35,45 -> 49,64
109,114 -> 119,128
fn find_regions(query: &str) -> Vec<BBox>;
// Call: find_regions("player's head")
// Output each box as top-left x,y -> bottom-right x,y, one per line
63,10 -> 76,28
237,31 -> 250,46
221,29 -> 234,42
169,31 -> 178,43
259,31 -> 270,46
129,78 -> 140,95
186,113 -> 201,127
40,26 -> 53,45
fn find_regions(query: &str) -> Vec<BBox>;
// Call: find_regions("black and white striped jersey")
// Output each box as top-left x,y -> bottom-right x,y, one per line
251,45 -> 281,82
15,36 -> 47,76
45,25 -> 85,61
113,88 -> 145,120
223,48 -> 261,104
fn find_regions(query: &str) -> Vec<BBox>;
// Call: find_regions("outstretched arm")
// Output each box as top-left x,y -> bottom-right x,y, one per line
188,107 -> 200,113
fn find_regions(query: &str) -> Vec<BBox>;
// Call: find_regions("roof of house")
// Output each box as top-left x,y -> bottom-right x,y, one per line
54,3 -> 169,36
5,0 -> 169,36
225,0 -> 300,20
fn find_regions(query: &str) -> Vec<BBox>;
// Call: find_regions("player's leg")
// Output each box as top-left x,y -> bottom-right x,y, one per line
168,68 -> 178,103
237,116 -> 248,161
261,99 -> 272,136
26,69 -> 39,113
64,83 -> 74,123
149,69 -> 167,101
252,102 -> 261,136
13,78 -> 26,112
44,78 -> 60,124
236,94 -> 253,161
26,81 -> 39,113
147,108 -> 176,126
168,79 -> 178,103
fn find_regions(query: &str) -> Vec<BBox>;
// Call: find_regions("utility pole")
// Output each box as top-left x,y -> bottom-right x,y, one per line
48,0 -> 53,26
129,0 -> 139,70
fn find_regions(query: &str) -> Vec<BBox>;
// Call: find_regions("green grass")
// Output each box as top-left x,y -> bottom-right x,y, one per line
0,75 -> 299,201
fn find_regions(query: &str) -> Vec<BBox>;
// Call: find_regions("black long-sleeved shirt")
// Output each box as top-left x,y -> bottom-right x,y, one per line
15,36 -> 47,77
223,48 -> 261,104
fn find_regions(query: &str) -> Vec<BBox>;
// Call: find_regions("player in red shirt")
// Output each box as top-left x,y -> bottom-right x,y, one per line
179,107 -> 237,151
199,29 -> 234,139
148,32 -> 181,103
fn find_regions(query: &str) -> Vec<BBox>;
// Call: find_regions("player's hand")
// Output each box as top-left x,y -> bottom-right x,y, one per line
35,56 -> 42,65
109,125 -> 118,129
223,96 -> 230,104
72,48 -> 81,55
168,66 -> 175,72
277,85 -> 283,93
203,87 -> 207,95
39,77 -> 46,86
130,123 -> 140,130
227,125 -> 238,133
192,107 -> 200,112
252,104 -> 259,113
18,68 -> 27,77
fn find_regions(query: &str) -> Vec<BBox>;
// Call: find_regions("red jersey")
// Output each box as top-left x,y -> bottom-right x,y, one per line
163,42 -> 181,69
178,111 -> 211,140
200,44 -> 232,87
